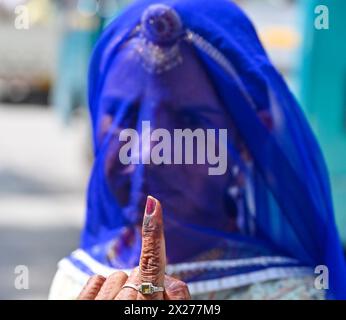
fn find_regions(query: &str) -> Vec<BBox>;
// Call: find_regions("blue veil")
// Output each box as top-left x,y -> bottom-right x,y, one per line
67,0 -> 346,299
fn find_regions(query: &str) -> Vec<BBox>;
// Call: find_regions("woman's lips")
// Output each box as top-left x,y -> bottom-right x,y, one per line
107,162 -> 185,219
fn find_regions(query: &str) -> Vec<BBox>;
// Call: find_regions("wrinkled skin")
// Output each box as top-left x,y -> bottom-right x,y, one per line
77,196 -> 191,300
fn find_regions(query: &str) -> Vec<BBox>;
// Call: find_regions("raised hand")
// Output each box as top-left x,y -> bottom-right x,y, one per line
77,196 -> 191,300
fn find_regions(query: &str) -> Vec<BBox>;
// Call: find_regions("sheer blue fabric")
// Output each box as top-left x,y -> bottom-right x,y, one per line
73,0 -> 346,299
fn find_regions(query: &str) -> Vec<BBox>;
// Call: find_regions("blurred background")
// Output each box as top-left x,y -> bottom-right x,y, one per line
0,0 -> 345,299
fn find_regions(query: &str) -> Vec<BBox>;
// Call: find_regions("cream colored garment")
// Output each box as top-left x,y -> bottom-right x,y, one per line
48,268 -> 324,300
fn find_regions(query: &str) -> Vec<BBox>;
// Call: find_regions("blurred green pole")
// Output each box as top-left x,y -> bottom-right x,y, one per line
95,0 -> 133,35
300,0 -> 346,243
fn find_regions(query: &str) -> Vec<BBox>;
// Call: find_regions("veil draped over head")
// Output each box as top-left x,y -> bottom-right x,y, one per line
63,0 -> 346,299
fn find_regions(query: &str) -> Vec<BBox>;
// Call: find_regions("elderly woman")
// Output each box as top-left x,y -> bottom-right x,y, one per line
49,0 -> 346,300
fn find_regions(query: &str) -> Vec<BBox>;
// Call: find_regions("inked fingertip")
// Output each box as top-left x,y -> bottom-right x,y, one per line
145,196 -> 157,215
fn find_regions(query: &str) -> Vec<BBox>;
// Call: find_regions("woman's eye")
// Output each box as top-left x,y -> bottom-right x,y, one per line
181,113 -> 196,126
180,112 -> 211,128
122,106 -> 138,128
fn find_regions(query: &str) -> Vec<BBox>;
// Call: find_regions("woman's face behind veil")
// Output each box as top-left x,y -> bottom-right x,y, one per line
98,39 -> 241,257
